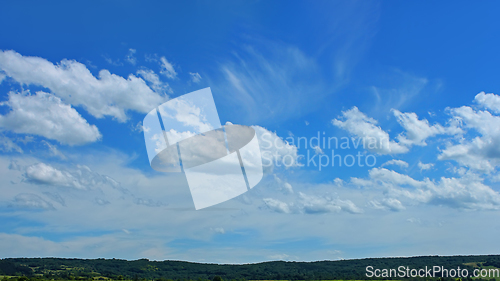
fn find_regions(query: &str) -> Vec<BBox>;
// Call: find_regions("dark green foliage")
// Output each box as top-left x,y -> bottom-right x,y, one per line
0,255 -> 499,280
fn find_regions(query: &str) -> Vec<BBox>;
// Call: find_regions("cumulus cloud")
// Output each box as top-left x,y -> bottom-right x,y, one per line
0,91 -> 101,145
439,101 -> 500,173
263,198 -> 291,213
0,50 -> 165,122
23,162 -> 120,191
299,192 -> 362,214
381,159 -> 409,169
263,192 -> 362,215
332,107 -> 408,154
392,109 -> 462,146
354,167 -> 500,210
370,198 -> 406,212
475,91 -> 500,113
418,161 -> 434,171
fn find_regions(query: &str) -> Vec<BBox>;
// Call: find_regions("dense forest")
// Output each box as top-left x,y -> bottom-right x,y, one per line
1,255 -> 500,281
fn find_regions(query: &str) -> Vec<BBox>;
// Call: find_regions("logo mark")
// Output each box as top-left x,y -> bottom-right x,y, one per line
143,88 -> 263,210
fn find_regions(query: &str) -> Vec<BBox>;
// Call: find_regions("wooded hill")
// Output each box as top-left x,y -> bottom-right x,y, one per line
1,255 -> 500,280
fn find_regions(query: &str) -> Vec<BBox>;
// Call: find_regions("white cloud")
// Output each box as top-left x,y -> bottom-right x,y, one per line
332,107 -> 408,154
0,134 -> 23,153
381,159 -> 409,169
189,72 -> 201,83
11,193 -> 55,210
219,44 -> 329,124
370,198 -> 406,212
160,56 -> 177,79
103,55 -> 122,66
0,50 -> 165,122
439,102 -> 500,173
355,167 -> 500,210
137,68 -> 173,94
23,162 -> 120,191
17,135 -> 34,144
475,91 -> 500,113
418,161 -> 434,171
262,192 -> 362,215
0,91 -> 101,145
273,174 -> 294,194
125,48 -> 137,65
253,125 -> 300,171
213,227 -> 225,234
298,192 -> 362,214
263,198 -> 291,213
42,141 -> 66,160
313,145 -> 324,155
392,109 -> 462,146
134,198 -> 164,207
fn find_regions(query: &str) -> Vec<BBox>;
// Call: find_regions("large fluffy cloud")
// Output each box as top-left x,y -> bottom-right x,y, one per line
0,91 -> 101,145
439,97 -> 500,173
0,50 -> 166,122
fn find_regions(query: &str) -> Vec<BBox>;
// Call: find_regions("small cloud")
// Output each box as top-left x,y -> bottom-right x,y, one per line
17,135 -> 34,144
407,218 -> 421,224
370,198 -> 405,212
137,68 -> 173,94
160,57 -> 177,79
269,254 -> 291,261
263,198 -> 291,213
134,198 -> 164,207
11,193 -> 55,210
418,161 -> 434,171
313,145 -> 324,155
305,121 -> 309,126
42,140 -> 67,160
273,174 -> 294,194
131,121 -> 145,133
42,192 -> 65,206
102,55 -> 122,66
189,72 -> 202,83
381,159 -> 409,169
125,48 -> 137,65
95,198 -> 110,205
0,134 -> 23,153
213,227 -> 225,234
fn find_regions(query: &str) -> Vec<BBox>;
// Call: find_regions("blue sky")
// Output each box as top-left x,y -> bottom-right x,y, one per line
1,1 -> 500,263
